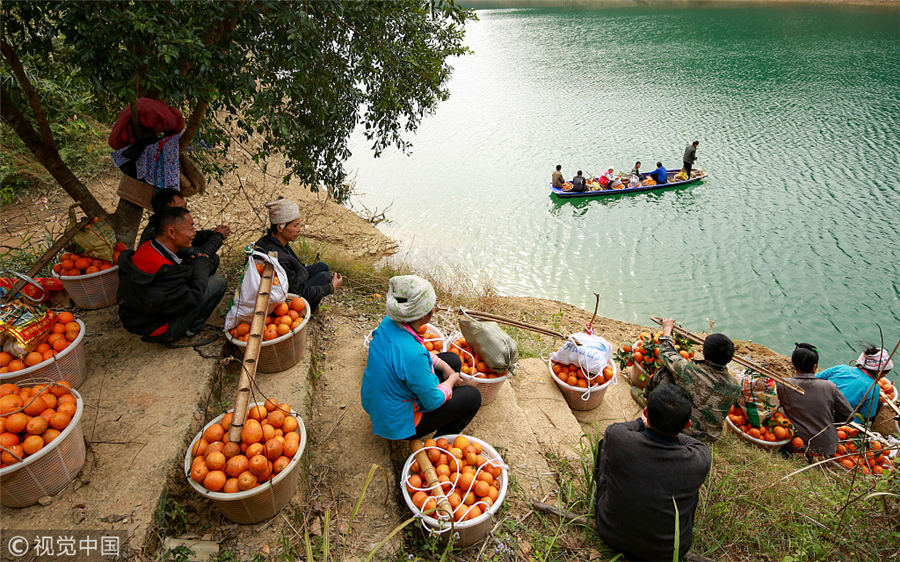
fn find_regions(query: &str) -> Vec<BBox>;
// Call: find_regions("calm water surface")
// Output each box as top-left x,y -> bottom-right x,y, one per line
347,6 -> 900,373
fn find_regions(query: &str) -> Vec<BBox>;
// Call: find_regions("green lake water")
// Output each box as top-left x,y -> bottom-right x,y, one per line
346,5 -> 900,374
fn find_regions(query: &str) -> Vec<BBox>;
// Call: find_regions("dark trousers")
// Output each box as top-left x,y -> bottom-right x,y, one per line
405,352 -> 482,439
165,274 -> 227,339
683,161 -> 693,176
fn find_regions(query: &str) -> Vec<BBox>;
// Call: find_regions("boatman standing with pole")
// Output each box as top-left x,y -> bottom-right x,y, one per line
683,140 -> 699,176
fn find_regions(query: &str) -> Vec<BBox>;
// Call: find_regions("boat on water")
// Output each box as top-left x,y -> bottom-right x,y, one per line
550,169 -> 706,198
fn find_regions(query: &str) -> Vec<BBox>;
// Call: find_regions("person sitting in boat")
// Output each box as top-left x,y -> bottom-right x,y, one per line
571,170 -> 587,193
815,347 -> 892,421
594,383 -> 711,561
601,168 -> 622,189
642,318 -> 741,442
551,164 -> 565,189
651,162 -> 668,184
630,161 -> 642,178
776,343 -> 853,457
361,275 -> 482,441
254,197 -> 342,314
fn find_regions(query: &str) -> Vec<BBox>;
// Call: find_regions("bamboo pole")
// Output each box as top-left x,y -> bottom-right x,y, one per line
2,215 -> 92,303
228,252 -> 277,443
649,316 -> 805,395
438,306 -> 567,339
409,439 -> 453,519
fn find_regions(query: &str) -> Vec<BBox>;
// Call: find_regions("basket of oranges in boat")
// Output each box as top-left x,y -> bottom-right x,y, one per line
831,424 -> 896,477
447,338 -> 509,406
0,309 -> 86,389
401,434 -> 508,548
725,406 -> 799,449
614,331 -> 695,390
184,397 -> 307,523
51,245 -> 126,309
225,296 -> 310,373
0,379 -> 86,507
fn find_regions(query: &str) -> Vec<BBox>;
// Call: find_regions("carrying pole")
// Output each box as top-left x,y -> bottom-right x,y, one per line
409,439 -> 454,519
228,252 -> 277,443
649,316 -> 805,395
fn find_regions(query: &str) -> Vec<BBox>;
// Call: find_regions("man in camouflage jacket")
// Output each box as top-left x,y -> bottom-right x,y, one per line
644,318 -> 741,442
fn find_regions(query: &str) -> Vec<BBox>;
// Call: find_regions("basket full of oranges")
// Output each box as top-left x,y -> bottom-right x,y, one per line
0,311 -> 86,389
726,406 -> 798,449
225,296 -> 310,373
51,247 -> 125,310
447,338 -> 509,406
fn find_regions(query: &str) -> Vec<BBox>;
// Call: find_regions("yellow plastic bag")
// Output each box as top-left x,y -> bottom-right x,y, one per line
674,170 -> 688,181
69,204 -> 116,261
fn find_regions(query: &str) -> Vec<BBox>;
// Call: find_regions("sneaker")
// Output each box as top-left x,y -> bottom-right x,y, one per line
630,386 -> 647,408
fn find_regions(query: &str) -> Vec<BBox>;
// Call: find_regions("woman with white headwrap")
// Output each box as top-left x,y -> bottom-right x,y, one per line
255,197 -> 342,313
361,275 -> 481,440
816,346 -> 894,421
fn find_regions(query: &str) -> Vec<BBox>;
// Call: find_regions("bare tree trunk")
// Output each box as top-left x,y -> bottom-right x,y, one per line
109,198 -> 145,248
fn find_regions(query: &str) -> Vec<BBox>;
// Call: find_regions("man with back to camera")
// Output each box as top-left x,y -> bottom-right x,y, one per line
594,383 -> 712,561
641,318 -> 741,442
551,164 -> 565,189
572,170 -> 587,192
683,140 -> 699,176
117,206 -> 227,345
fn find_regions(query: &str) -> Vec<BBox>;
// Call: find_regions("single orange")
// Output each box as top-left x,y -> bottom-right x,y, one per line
203,470 -> 227,492
225,455 -> 250,478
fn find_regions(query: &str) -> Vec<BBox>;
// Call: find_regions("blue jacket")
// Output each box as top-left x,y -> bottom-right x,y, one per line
361,317 -> 446,439
652,166 -> 668,184
816,365 -> 880,420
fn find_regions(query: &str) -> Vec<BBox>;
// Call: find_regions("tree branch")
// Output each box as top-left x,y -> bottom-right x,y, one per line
0,37 -> 58,154
0,87 -> 106,219
180,99 -> 209,150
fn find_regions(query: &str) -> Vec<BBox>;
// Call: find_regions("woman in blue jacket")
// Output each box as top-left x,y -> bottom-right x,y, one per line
361,276 -> 481,440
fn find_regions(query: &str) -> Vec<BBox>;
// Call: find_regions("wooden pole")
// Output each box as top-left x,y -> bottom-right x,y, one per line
409,439 -> 453,519
439,306 -> 567,339
2,215 -> 92,303
228,252 -> 277,443
649,316 -> 805,395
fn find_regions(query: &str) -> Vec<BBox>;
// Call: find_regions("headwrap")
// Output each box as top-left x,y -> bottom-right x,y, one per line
265,198 -> 300,225
856,348 -> 894,372
385,275 -> 436,323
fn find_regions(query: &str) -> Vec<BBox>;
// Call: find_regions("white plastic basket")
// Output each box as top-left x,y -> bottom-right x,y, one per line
400,434 -> 508,548
0,387 -> 86,507
184,403 -> 307,524
53,266 -> 119,309
0,320 -> 86,388
548,357 -> 617,411
724,416 -> 790,449
225,296 -> 310,373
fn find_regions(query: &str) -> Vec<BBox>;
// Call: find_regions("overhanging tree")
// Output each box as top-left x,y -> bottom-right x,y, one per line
1,0 -> 471,243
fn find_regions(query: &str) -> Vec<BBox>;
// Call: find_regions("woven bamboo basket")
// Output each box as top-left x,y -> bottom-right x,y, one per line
0,320 -> 86,388
0,387 -> 86,507
724,416 -> 790,449
401,434 -> 508,548
225,296 -> 310,373
53,267 -> 119,310
548,357 -> 617,411
184,404 -> 307,524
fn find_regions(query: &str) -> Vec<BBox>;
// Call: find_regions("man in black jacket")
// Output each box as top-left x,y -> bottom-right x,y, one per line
594,384 -> 711,561
139,189 -> 230,267
118,207 -> 227,343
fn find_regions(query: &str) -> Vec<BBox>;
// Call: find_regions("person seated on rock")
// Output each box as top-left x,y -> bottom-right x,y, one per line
642,318 -> 741,442
361,275 -> 481,441
571,170 -> 587,193
594,383 -> 711,561
816,346 -> 892,421
139,189 -> 230,265
776,343 -> 853,457
551,164 -> 565,189
651,161 -> 668,184
254,197 -> 342,314
118,206 -> 227,344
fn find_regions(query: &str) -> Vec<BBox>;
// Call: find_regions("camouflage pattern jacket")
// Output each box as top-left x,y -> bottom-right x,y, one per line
645,336 -> 741,442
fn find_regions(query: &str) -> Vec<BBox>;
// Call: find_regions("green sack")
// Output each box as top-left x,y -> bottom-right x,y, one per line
68,204 -> 116,261
459,316 -> 518,374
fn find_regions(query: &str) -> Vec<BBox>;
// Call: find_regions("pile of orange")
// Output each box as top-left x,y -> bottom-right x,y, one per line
228,298 -> 306,342
448,338 -> 505,378
728,405 -> 802,446
53,243 -> 126,277
406,435 -> 502,523
189,398 -> 302,493
877,378 -> 896,404
0,311 -> 81,373
254,263 -> 281,286
614,331 -> 694,378
551,361 -> 614,389
0,381 -> 77,467
416,324 -> 444,355
833,425 -> 895,476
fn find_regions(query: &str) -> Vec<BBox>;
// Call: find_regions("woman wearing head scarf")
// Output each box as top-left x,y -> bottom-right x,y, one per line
361,276 -> 481,440
816,347 -> 893,421
255,198 -> 342,313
